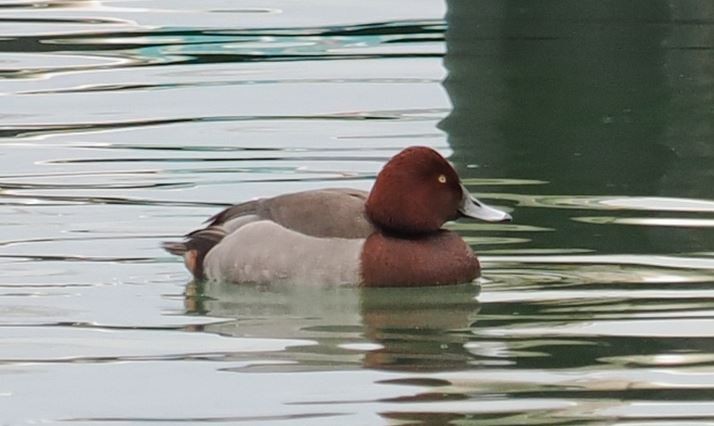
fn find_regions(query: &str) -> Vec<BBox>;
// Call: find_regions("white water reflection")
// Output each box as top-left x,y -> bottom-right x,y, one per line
492,193 -> 714,212
0,327 -> 310,361
575,217 -> 714,228
486,254 -> 714,270
475,319 -> 714,338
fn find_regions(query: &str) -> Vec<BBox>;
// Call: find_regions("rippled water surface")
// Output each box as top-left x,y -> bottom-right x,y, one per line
2,1 -> 714,424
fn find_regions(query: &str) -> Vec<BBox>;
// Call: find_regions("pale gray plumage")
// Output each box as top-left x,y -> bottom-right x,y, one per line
203,220 -> 364,285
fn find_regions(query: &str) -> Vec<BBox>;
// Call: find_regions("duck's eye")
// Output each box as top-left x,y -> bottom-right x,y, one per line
437,174 -> 447,184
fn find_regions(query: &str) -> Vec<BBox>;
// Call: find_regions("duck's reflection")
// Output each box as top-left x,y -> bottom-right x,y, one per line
184,281 -> 481,371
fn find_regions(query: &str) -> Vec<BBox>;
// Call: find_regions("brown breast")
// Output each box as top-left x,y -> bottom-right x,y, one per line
360,230 -> 480,287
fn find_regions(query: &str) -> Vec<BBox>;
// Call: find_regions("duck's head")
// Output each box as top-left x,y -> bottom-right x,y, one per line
365,146 -> 511,234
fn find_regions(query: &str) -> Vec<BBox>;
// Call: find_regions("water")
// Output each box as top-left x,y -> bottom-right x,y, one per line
1,0 -> 714,424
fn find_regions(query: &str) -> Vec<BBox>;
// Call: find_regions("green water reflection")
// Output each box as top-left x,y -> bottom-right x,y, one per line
443,0 -> 714,259
435,2 -> 714,422
442,0 -> 713,195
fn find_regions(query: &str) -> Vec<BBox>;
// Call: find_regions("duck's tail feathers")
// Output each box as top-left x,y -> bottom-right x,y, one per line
162,241 -> 188,256
162,226 -> 228,279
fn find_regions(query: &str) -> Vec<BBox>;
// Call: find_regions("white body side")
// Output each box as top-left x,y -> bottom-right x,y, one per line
203,220 -> 365,286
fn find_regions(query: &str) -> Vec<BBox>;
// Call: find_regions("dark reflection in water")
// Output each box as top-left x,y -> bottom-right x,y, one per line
442,0 -> 676,195
441,0 -> 714,255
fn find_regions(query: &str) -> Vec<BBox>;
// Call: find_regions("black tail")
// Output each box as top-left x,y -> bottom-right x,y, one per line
162,241 -> 188,256
162,227 -> 227,279
163,200 -> 259,278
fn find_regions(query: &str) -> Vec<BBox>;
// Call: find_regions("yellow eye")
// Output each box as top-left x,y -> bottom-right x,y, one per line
437,174 -> 447,184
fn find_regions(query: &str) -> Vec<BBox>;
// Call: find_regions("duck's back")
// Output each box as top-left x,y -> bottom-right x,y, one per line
211,188 -> 373,238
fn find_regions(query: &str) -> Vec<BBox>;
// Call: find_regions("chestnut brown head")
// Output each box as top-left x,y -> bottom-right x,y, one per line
365,146 -> 510,234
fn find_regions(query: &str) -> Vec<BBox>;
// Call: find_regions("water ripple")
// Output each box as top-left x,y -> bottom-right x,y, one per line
0,110 -> 439,139
490,193 -> 714,213
0,19 -> 445,79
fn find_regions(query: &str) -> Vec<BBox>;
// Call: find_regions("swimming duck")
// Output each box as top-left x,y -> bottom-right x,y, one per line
163,146 -> 511,286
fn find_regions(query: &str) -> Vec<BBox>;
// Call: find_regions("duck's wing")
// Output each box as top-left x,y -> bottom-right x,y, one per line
162,188 -> 374,278
256,188 -> 373,238
201,188 -> 371,237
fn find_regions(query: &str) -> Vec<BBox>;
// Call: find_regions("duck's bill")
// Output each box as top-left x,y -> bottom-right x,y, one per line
459,185 -> 512,223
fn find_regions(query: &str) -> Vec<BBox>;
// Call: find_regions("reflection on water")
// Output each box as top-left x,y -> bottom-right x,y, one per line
1,0 -> 714,424
186,281 -> 482,372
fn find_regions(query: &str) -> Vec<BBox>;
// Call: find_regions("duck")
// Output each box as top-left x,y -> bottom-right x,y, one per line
163,146 -> 511,287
